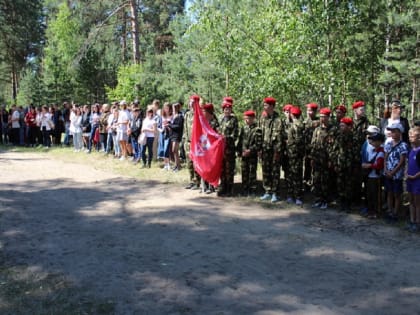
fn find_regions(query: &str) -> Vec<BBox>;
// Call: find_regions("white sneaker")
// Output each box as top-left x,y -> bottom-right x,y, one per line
295,199 -> 303,206
119,156 -> 126,161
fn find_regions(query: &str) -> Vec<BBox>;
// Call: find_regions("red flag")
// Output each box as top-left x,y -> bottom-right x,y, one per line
189,102 -> 225,187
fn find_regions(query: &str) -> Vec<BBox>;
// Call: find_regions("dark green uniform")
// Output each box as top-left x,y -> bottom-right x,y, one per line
303,116 -> 320,189
219,114 -> 239,195
352,116 -> 370,205
259,111 -> 283,196
329,129 -> 355,211
183,109 -> 201,188
237,122 -> 262,195
286,118 -> 305,201
309,123 -> 336,204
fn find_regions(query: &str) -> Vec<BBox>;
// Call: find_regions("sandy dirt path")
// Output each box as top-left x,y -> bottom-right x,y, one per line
0,150 -> 419,315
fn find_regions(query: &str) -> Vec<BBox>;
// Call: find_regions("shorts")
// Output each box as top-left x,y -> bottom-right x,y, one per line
406,178 -> 420,195
383,178 -> 403,194
116,130 -> 128,142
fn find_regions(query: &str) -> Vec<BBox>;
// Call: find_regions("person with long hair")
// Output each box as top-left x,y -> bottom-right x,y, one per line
117,101 -> 130,160
24,105 -> 38,147
158,102 -> 172,169
141,106 -> 157,168
168,103 -> 184,172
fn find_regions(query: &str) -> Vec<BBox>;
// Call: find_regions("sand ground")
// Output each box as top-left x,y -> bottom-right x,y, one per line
0,150 -> 420,315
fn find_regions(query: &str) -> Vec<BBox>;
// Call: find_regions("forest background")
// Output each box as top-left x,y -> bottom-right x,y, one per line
0,0 -> 418,122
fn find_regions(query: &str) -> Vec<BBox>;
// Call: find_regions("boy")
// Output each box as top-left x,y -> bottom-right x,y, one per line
406,127 -> 420,231
237,110 -> 262,197
362,133 -> 385,218
384,122 -> 408,221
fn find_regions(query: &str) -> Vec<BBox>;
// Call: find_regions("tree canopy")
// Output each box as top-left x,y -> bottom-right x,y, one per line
0,0 -> 418,121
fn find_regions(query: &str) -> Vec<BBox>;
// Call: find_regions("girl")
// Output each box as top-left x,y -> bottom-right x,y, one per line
406,127 -> 420,232
141,106 -> 157,168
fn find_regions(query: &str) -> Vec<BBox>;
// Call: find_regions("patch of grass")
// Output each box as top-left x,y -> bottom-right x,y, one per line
0,265 -> 115,315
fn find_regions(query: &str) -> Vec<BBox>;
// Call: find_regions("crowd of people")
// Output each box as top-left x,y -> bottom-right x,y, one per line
1,96 -> 419,232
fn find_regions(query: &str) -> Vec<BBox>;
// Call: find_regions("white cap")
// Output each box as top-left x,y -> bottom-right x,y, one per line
386,122 -> 404,133
366,125 -> 380,134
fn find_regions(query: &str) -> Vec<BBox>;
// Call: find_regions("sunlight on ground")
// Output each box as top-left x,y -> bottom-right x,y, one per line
304,247 -> 378,261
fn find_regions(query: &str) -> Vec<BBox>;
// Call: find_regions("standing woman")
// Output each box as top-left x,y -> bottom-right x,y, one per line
159,102 -> 173,169
38,105 -> 54,148
141,106 -> 157,168
117,101 -> 130,160
87,103 -> 101,153
99,103 -> 111,152
24,105 -> 38,147
70,106 -> 83,152
168,103 -> 184,172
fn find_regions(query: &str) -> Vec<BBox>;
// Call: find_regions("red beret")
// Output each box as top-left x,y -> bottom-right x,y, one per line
290,106 -> 302,116
319,107 -> 331,116
352,101 -> 365,109
283,104 -> 293,112
335,105 -> 347,113
243,110 -> 255,117
340,117 -> 353,126
222,102 -> 232,109
202,103 -> 214,113
263,97 -> 276,106
190,95 -> 200,102
223,96 -> 233,104
306,103 -> 318,110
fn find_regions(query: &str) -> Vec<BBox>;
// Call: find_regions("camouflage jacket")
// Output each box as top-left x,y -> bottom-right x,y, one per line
182,109 -> 194,142
259,111 -> 283,152
309,123 -> 336,164
287,119 -> 305,158
236,122 -> 262,156
353,116 -> 370,152
219,114 -> 239,149
329,130 -> 355,171
303,116 -> 320,154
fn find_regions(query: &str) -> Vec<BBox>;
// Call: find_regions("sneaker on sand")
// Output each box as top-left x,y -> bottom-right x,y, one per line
271,194 -> 280,203
260,193 -> 271,201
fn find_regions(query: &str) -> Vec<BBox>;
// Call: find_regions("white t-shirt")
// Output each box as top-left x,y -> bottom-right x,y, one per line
12,110 -> 20,128
117,110 -> 129,133
142,116 -> 157,138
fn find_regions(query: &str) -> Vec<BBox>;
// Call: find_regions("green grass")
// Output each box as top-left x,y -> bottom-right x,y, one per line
0,144 -> 190,185
0,264 -> 115,315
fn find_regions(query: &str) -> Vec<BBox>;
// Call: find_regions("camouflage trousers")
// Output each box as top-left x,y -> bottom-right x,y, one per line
261,149 -> 280,194
287,156 -> 303,199
312,163 -> 330,202
336,167 -> 353,203
219,150 -> 236,194
185,142 -> 201,185
241,155 -> 258,193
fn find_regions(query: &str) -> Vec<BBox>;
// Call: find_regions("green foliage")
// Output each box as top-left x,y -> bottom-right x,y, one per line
105,63 -> 144,103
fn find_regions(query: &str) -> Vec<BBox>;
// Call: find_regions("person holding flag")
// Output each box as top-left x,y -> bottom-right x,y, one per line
189,100 -> 225,192
184,95 -> 201,190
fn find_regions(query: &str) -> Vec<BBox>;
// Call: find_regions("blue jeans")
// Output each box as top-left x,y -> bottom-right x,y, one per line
88,125 -> 99,151
131,136 -> 140,159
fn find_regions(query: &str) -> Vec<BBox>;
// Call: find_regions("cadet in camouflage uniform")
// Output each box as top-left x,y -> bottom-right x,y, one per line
218,100 -> 239,196
303,103 -> 320,191
184,95 -> 201,190
328,104 -> 347,201
329,117 -> 355,212
281,104 -> 293,197
351,101 -> 370,206
286,106 -> 305,206
236,110 -> 262,197
309,107 -> 336,209
259,97 -> 283,203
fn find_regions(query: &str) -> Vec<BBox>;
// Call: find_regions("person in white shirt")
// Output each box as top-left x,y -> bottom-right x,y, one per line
38,105 -> 53,148
11,105 -> 20,145
140,106 -> 157,168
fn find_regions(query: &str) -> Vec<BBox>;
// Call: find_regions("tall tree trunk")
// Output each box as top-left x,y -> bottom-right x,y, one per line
121,10 -> 127,62
130,0 -> 140,64
11,63 -> 17,102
